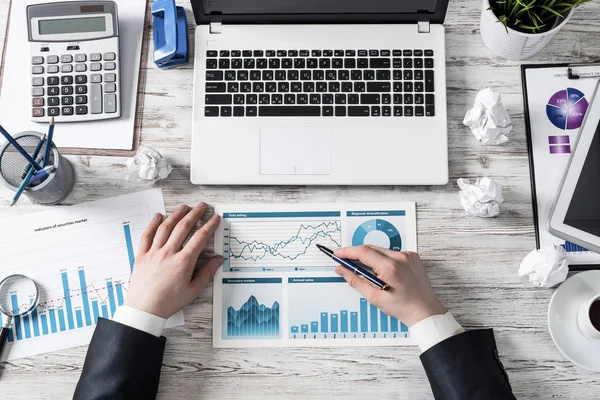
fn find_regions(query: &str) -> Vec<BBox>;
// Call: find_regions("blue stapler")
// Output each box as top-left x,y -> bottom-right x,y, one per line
152,0 -> 188,68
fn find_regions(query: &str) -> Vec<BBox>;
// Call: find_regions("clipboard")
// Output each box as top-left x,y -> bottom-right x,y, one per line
522,62 -> 600,271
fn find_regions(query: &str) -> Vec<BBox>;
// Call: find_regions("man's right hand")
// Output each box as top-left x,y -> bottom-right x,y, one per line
334,246 -> 446,327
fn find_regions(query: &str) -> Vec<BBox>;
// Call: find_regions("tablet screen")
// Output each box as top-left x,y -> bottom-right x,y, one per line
564,119 -> 600,236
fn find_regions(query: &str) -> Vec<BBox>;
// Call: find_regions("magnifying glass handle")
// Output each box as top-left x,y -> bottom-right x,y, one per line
0,327 -> 9,358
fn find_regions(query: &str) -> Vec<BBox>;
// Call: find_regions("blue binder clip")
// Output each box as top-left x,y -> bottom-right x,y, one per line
152,0 -> 188,69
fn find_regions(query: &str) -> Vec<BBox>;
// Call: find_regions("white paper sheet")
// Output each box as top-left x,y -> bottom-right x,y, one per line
0,0 -> 146,150
0,189 -> 183,362
213,203 -> 417,347
524,65 -> 600,265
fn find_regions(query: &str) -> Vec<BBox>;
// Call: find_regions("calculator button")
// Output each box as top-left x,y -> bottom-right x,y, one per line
104,62 -> 116,71
62,106 -> 74,116
31,56 -> 43,65
90,84 -> 102,114
47,65 -> 59,74
48,76 -> 60,86
32,87 -> 44,96
32,98 -> 44,107
48,97 -> 60,106
48,107 -> 60,116
61,76 -> 73,85
48,87 -> 60,96
105,94 -> 117,113
90,74 -> 102,83
61,96 -> 74,105
90,53 -> 102,61
32,108 -> 44,117
32,66 -> 44,74
76,106 -> 88,115
103,52 -> 116,61
75,54 -> 87,62
75,75 -> 87,84
104,73 -> 116,83
31,77 -> 44,86
104,83 -> 116,93
76,95 -> 87,104
61,55 -> 73,63
61,86 -> 74,95
61,64 -> 73,73
47,55 -> 59,64
75,64 -> 87,72
76,85 -> 87,94
90,63 -> 102,71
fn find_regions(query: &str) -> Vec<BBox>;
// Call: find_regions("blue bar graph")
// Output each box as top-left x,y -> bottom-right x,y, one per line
92,301 -> 100,323
380,311 -> 388,332
61,272 -> 75,330
30,299 -> 40,337
12,294 -> 22,340
350,312 -> 358,332
331,314 -> 338,333
320,312 -> 328,333
370,304 -> 378,332
116,283 -> 124,306
101,304 -> 109,319
360,298 -> 368,332
291,326 -> 299,333
49,309 -> 57,333
401,322 -> 408,332
311,321 -> 318,333
41,314 -> 49,335
23,313 -> 31,339
76,310 -> 83,328
7,328 -> 14,342
79,269 -> 92,326
301,324 -> 308,333
341,310 -> 348,333
107,281 -> 116,317
58,309 -> 66,331
124,224 -> 135,272
391,317 -> 399,332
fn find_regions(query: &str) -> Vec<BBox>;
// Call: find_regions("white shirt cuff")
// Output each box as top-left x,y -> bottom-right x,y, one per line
409,312 -> 465,353
112,305 -> 167,338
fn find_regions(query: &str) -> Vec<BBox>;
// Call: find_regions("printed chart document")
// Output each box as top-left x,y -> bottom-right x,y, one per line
0,189 -> 183,361
213,203 -> 417,347
524,64 -> 600,265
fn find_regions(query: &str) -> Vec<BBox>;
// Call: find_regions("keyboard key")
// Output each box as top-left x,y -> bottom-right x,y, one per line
414,50 -> 423,57
238,70 -> 249,80
265,50 -> 275,57
104,62 -> 116,70
335,94 -> 347,104
91,63 -> 102,71
335,106 -> 346,116
394,82 -> 402,92
219,59 -> 230,69
382,94 -> 391,104
404,94 -> 414,104
61,64 -> 73,73
277,50 -> 287,57
252,82 -> 264,92
32,77 -> 44,86
393,50 -> 402,56
61,54 -> 73,63
414,70 -> 424,80
205,106 -> 219,117
48,65 -> 59,74
62,86 -> 74,95
76,95 -> 88,104
323,50 -> 333,57
282,58 -> 293,68
47,55 -> 59,64
310,94 -> 321,104
394,94 -> 403,104
323,94 -> 333,104
404,106 -> 414,116
307,58 -> 318,68
75,64 -> 87,72
288,50 -> 298,57
313,70 -> 324,80
76,105 -> 88,115
415,82 -> 424,92
354,82 -> 365,92
244,59 -> 255,69
207,50 -> 217,57
334,50 -> 344,57
76,85 -> 88,94
259,106 -> 320,117
231,50 -> 241,57
304,82 -> 315,92
272,94 -> 283,104
241,82 -> 252,92
348,94 -> 359,104
32,66 -> 44,74
345,50 -> 356,56
278,82 -> 290,92
300,50 -> 310,57
382,106 -> 391,116
266,82 -> 277,92
284,94 -> 296,104
253,50 -> 263,57
242,51 -> 252,57
232,59 -> 243,69
227,82 -> 239,92
32,108 -> 44,117
247,94 -> 258,104
342,82 -> 353,92
269,58 -> 280,68
48,107 -> 60,116
381,50 -> 391,57
323,106 -> 333,116
415,106 -> 425,117
393,58 -> 402,68
256,58 -> 268,69
326,70 -> 337,80
234,94 -> 245,104
348,106 -> 369,116
357,58 -> 368,68
371,106 -> 381,116
426,105 -> 435,117
376,70 -> 390,80
220,50 -> 230,57
370,58 -> 390,68
221,106 -> 232,116
288,70 -> 299,80
312,50 -> 322,57
90,53 -> 102,61
32,97 -> 44,107
62,106 -> 74,115
205,94 -> 232,104
31,56 -> 43,65
426,94 -> 435,105
291,82 -> 302,92
105,83 -> 116,93
425,49 -> 434,56
394,106 -> 403,116
246,105 -> 257,116
369,50 -> 379,57
415,94 -> 424,105
425,71 -> 434,92
344,58 -> 356,69
364,70 -> 375,80
361,94 -> 381,104
75,75 -> 87,84
404,70 -> 413,80
414,58 -> 423,68
332,58 -> 343,68
351,70 -> 362,80
404,82 -> 413,92
207,59 -> 217,69
233,106 -> 244,116
61,96 -> 74,105
48,87 -> 60,96
358,50 -> 368,57
300,70 -> 312,80
250,71 -> 262,80
90,74 -> 102,83
205,82 -> 227,93
403,58 -> 413,68
319,59 -> 331,69
298,94 -> 308,104
403,50 -> 413,57
425,58 -> 434,68
367,82 -> 391,92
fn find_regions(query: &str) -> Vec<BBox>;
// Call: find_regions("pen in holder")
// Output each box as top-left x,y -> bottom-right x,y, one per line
0,131 -> 75,205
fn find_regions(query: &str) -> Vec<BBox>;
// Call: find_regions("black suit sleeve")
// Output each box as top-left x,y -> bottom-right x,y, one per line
420,329 -> 516,400
73,318 -> 166,400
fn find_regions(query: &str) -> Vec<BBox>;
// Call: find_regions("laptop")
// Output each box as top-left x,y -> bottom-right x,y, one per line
190,0 -> 449,185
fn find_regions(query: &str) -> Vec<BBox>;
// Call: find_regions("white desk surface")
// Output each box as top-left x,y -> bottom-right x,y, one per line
1,0 -> 599,398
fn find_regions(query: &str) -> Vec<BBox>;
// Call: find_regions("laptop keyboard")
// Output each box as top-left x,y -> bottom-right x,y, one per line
204,49 -> 435,117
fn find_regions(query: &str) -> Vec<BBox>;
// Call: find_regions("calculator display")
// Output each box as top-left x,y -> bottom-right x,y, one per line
38,17 -> 106,35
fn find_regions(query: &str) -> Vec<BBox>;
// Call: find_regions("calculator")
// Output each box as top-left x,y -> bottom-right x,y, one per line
27,1 -> 121,123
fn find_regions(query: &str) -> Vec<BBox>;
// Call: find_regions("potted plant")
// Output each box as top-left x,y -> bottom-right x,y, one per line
480,0 -> 591,60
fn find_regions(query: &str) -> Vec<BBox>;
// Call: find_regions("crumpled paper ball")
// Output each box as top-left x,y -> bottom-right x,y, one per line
518,245 -> 569,288
463,88 -> 512,145
457,177 -> 504,218
125,145 -> 173,183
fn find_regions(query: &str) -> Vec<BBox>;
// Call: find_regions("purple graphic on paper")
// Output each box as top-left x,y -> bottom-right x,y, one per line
548,135 -> 571,154
546,88 -> 589,130
548,135 -> 569,144
549,145 -> 571,154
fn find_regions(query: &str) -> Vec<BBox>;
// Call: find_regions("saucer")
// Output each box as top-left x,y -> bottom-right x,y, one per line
548,270 -> 600,372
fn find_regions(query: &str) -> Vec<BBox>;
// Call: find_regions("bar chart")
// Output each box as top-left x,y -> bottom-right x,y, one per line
288,277 -> 408,340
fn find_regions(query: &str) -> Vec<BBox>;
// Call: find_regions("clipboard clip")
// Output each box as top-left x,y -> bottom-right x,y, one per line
567,62 -> 600,80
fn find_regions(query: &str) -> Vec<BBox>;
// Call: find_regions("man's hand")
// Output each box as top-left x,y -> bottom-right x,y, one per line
334,246 -> 446,327
125,203 -> 223,319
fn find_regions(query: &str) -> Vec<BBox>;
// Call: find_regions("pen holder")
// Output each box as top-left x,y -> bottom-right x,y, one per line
0,131 -> 75,205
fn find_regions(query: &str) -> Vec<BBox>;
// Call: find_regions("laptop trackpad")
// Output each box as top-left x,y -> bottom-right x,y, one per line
260,127 -> 331,175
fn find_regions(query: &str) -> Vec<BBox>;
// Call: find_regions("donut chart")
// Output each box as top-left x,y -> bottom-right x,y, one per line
546,88 -> 589,130
352,219 -> 402,251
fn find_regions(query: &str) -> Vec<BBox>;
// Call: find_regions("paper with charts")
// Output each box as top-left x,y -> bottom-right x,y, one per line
213,203 -> 417,347
0,189 -> 183,361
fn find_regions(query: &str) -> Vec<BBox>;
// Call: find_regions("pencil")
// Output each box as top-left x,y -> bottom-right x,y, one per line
11,157 -> 44,206
21,134 -> 46,179
0,124 -> 42,171
42,117 -> 55,168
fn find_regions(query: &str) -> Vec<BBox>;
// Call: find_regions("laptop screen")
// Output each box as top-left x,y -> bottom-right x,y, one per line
201,0 -> 439,15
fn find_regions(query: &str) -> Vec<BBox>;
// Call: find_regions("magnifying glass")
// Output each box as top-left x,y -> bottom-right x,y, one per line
0,274 -> 39,358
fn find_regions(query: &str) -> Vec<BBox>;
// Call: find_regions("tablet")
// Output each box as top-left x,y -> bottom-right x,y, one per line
549,81 -> 600,253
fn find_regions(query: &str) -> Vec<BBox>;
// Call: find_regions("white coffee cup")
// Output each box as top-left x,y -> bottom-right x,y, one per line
577,294 -> 600,340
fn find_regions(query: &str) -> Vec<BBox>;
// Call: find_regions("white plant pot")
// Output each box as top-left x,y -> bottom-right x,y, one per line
480,0 -> 574,60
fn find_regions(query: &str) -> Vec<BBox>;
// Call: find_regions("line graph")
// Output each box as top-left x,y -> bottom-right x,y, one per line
225,217 -> 342,268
